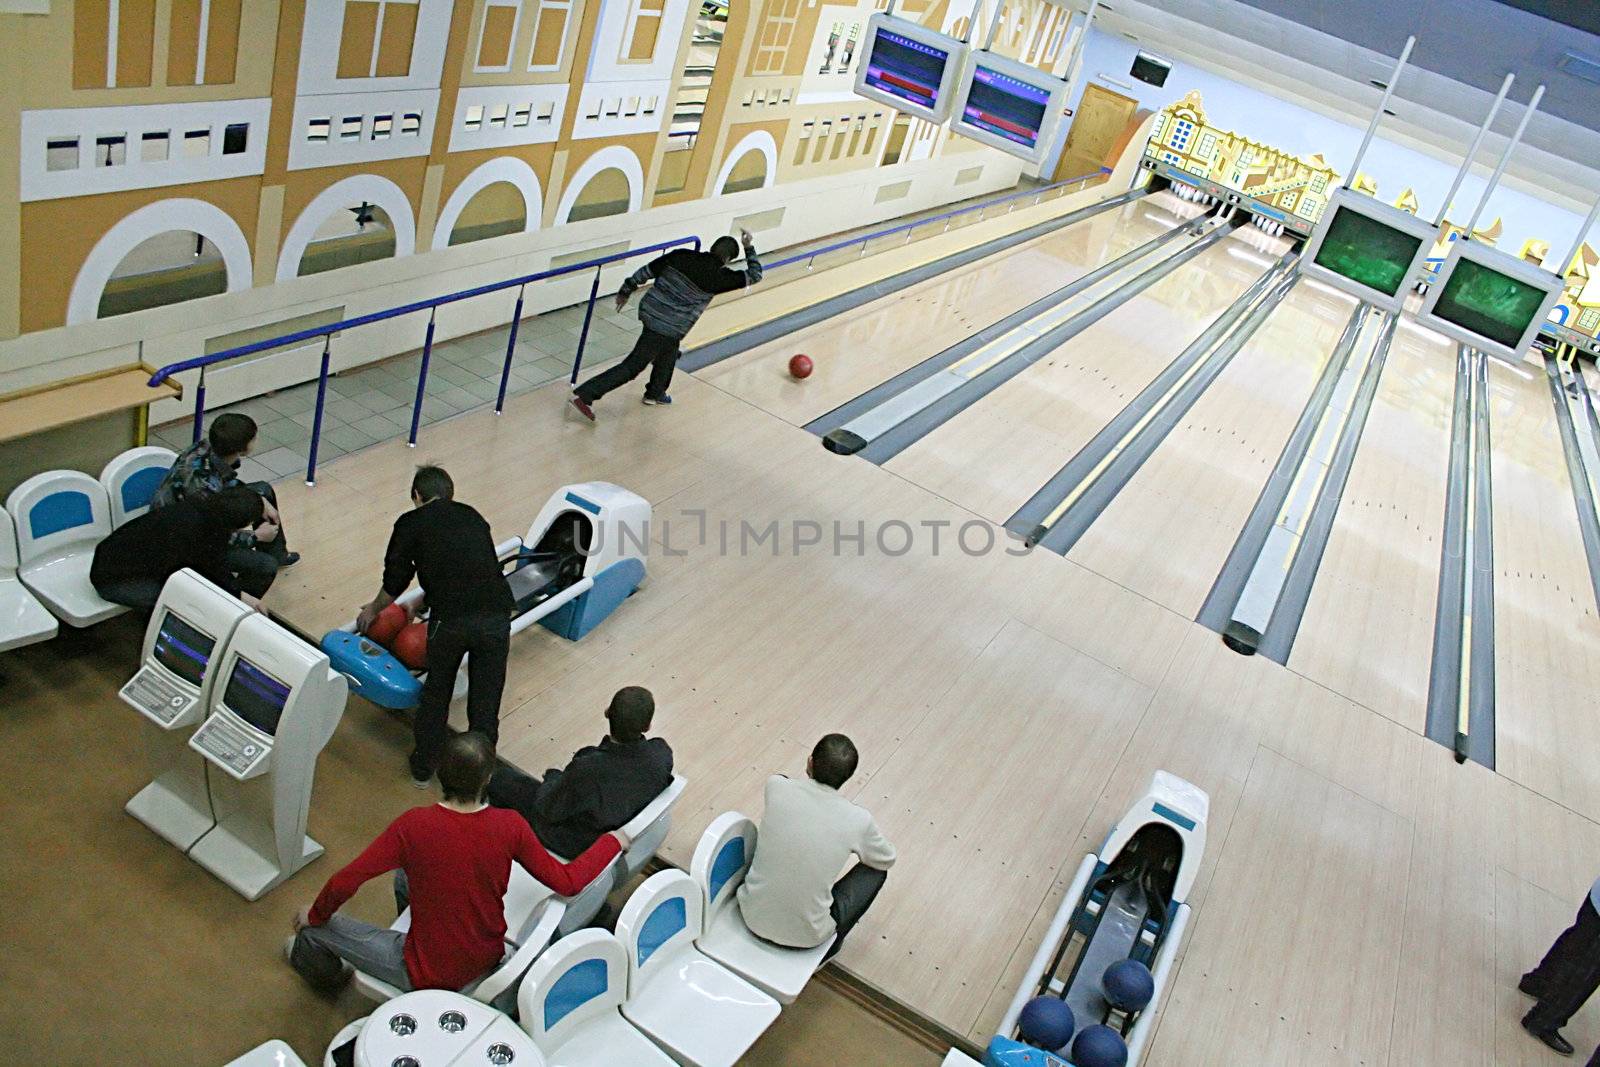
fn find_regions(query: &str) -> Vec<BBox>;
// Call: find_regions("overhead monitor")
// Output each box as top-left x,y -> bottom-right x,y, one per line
152,610 -> 215,688
950,51 -> 1068,164
1299,187 -> 1438,313
1418,240 -> 1565,363
1131,52 -> 1171,88
222,656 -> 293,736
852,14 -> 965,124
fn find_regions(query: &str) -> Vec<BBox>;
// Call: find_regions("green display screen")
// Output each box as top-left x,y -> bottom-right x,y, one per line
1434,257 -> 1549,350
1311,206 -> 1425,297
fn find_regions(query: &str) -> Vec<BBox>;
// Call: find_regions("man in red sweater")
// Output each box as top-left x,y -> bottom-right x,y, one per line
286,731 -> 625,1001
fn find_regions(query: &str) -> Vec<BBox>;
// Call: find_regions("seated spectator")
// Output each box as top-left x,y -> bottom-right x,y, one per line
90,487 -> 269,610
153,412 -> 298,593
736,734 -> 895,962
487,686 -> 673,858
287,731 -> 626,1005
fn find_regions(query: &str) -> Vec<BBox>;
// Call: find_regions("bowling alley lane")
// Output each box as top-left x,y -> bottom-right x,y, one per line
883,224 -> 1273,525
1063,273 -> 1358,617
1485,355 -> 1600,824
694,193 -> 1201,426
1288,320 -> 1457,734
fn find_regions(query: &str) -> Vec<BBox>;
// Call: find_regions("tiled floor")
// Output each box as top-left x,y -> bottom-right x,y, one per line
150,177 -> 1083,481
152,299 -> 642,483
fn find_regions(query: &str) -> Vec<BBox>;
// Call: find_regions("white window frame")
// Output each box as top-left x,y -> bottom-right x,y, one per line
527,0 -> 574,72
619,0 -> 666,65
473,0 -> 522,73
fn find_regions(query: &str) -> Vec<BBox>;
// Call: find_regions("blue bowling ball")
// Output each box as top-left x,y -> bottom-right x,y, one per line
1017,995 -> 1075,1052
1102,958 -> 1155,1012
1072,1024 -> 1129,1067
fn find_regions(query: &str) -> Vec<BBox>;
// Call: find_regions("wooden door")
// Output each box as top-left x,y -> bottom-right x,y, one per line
1055,83 -> 1138,180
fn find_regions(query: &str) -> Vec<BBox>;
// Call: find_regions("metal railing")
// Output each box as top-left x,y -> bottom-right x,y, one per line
762,166 -> 1111,273
146,165 -> 1111,485
149,236 -> 700,483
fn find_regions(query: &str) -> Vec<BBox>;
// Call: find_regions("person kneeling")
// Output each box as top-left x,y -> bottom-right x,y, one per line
90,486 -> 269,610
487,685 -> 673,857
736,733 -> 895,962
287,732 -> 627,1007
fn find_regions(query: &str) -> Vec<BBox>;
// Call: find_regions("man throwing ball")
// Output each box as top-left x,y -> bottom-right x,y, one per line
570,229 -> 762,420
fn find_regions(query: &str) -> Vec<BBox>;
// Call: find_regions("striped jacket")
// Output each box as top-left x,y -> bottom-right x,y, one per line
622,245 -> 763,339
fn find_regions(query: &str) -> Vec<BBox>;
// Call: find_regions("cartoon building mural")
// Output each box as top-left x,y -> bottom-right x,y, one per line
1143,91 -> 1340,224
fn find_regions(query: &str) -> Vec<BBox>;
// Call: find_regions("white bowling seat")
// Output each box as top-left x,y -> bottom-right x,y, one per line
5,471 -> 124,627
100,445 -> 177,528
544,771 -> 688,940
0,506 -> 58,654
352,894 -> 566,1012
614,870 -> 780,1067
690,812 -> 832,1005
515,928 -> 675,1067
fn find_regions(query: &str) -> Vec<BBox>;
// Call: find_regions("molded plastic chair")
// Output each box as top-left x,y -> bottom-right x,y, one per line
5,471 -> 124,627
100,446 -> 177,528
515,928 -> 675,1066
504,774 -> 689,939
0,506 -> 58,653
351,895 -> 566,1014
690,812 -> 832,1004
614,869 -> 779,1067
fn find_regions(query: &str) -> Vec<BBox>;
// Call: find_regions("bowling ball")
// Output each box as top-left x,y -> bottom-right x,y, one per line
392,621 -> 429,670
1102,959 -> 1155,1012
1071,1024 -> 1128,1067
366,603 -> 408,647
1017,996 -> 1075,1052
789,353 -> 814,380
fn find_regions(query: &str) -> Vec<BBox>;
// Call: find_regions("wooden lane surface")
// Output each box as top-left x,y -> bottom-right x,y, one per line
883,228 -> 1271,525
1288,320 -> 1457,733
257,250 -> 1600,1057
694,195 -> 1208,427
1064,271 -> 1355,617
1486,356 -> 1600,824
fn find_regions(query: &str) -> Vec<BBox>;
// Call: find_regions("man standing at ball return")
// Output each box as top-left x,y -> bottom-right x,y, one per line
357,466 -> 515,788
570,229 -> 763,420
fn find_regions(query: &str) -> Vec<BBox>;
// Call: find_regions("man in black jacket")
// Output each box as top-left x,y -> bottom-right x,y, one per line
91,486 -> 267,610
570,229 -> 762,420
487,686 -> 673,857
357,466 -> 514,786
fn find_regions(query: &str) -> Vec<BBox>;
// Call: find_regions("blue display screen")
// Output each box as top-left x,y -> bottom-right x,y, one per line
224,657 -> 292,735
153,611 -> 215,687
962,65 -> 1052,149
863,31 -> 950,110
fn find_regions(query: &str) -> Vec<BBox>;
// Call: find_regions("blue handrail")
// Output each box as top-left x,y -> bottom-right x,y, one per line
764,166 -> 1111,271
147,165 -> 1111,485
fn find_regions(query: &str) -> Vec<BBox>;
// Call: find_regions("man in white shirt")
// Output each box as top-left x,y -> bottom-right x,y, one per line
1520,874 -> 1600,1056
736,734 -> 895,961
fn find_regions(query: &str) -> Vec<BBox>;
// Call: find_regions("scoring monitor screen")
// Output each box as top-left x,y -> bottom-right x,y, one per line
961,63 -> 1052,150
152,611 -> 215,687
1433,258 -> 1551,350
862,29 -> 951,112
223,657 -> 292,735
1311,206 -> 1426,298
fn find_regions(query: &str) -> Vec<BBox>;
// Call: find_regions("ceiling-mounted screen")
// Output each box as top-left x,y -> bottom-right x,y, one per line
1131,52 -> 1171,87
1299,187 -> 1438,313
1418,240 -> 1564,363
852,14 -> 965,125
949,50 -> 1068,164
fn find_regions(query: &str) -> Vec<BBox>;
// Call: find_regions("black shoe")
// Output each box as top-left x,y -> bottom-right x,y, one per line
1519,974 -> 1547,999
280,552 -> 301,567
1521,1017 -> 1575,1056
641,394 -> 673,406
408,754 -> 433,789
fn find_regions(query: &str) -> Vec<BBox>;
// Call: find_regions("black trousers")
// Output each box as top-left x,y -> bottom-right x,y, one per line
223,481 -> 288,598
1525,896 -> 1600,1030
574,327 -> 681,403
96,578 -> 165,610
824,864 -> 888,962
412,611 -> 511,776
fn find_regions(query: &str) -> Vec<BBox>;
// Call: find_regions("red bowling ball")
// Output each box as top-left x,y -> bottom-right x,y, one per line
392,621 -> 429,670
789,353 -> 814,380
